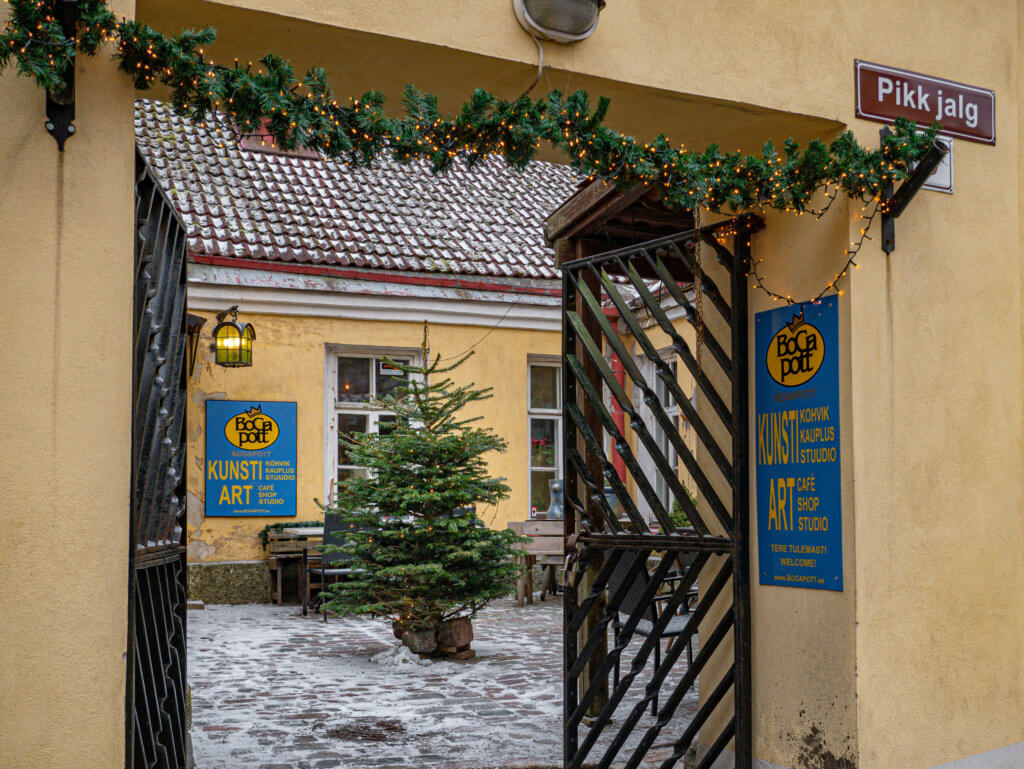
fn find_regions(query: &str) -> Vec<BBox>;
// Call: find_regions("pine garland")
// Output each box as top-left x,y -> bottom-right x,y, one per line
2,0 -> 938,220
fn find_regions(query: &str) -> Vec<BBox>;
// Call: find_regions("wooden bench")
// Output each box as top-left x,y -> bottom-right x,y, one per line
266,527 -> 323,605
508,519 -> 564,606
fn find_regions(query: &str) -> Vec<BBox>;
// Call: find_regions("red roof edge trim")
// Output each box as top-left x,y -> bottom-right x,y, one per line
189,255 -> 563,297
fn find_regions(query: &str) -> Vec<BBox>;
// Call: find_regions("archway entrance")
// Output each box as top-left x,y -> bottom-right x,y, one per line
127,134 -> 761,768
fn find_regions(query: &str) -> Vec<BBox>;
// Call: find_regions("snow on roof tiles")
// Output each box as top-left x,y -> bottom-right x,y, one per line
134,99 -> 579,281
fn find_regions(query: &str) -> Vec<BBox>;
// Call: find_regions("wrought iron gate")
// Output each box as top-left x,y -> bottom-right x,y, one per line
128,150 -> 190,768
562,215 -> 760,769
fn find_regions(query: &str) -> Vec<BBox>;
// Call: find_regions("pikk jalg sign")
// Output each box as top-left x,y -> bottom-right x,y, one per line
855,59 -> 996,144
755,296 -> 842,591
206,400 -> 297,516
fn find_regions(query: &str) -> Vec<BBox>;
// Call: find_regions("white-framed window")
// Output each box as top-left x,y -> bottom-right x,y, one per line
324,345 -> 422,501
528,357 -> 562,514
654,358 -> 681,515
635,350 -> 692,523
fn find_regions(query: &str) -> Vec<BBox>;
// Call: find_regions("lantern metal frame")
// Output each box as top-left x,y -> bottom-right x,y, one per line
186,313 -> 206,376
211,306 -> 255,368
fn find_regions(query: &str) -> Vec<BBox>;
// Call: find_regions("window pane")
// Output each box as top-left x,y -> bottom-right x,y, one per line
530,418 -> 557,468
376,414 -> 399,436
530,365 -> 558,409
338,467 -> 369,484
338,413 -> 368,465
338,357 -> 371,403
672,415 -> 681,473
376,358 -> 408,400
657,371 -> 670,404
531,470 -> 556,512
656,359 -> 678,406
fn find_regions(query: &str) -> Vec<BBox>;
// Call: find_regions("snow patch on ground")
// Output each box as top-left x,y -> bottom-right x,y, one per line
370,643 -> 453,669
188,599 -> 697,769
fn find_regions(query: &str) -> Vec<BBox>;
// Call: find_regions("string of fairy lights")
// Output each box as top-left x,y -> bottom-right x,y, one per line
1,0 -> 939,303
740,196 -> 881,306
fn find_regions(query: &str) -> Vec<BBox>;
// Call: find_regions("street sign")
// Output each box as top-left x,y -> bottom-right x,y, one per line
921,136 -> 953,194
855,60 -> 995,145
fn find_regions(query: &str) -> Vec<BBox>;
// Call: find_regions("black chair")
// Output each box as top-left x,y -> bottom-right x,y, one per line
607,550 -> 697,716
301,512 -> 365,619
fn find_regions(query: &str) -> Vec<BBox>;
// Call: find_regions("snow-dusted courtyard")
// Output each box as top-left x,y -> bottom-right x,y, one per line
189,598 -> 698,769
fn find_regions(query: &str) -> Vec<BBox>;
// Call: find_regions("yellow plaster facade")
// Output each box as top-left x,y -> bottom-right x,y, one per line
186,311 -> 561,563
2,0 -> 1022,767
0,1 -> 136,765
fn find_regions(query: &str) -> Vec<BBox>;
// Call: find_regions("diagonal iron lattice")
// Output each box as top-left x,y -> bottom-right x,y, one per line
561,215 -> 761,769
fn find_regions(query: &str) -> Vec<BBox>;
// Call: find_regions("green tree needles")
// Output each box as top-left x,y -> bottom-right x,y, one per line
322,331 -> 524,634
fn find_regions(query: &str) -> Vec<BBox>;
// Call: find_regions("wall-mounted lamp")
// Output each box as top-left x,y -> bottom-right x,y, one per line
514,0 -> 604,43
211,306 -> 255,368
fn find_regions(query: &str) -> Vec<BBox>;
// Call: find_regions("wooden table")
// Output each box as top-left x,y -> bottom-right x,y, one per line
507,519 -> 564,606
266,526 -> 323,604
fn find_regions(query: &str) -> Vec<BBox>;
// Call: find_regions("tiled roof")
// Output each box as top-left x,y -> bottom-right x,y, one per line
134,99 -> 580,281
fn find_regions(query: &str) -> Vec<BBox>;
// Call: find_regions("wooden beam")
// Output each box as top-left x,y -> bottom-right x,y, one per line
574,240 -> 610,720
545,180 -> 653,244
592,223 -> 674,242
609,207 -> 695,229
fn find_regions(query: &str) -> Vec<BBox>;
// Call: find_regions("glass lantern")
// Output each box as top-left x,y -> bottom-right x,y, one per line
212,309 -> 255,367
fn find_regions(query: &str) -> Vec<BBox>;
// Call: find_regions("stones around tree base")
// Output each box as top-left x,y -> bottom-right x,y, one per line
437,616 -> 473,649
401,629 -> 437,655
402,616 -> 475,659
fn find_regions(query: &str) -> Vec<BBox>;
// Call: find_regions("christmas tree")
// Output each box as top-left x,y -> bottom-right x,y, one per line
322,327 -> 525,646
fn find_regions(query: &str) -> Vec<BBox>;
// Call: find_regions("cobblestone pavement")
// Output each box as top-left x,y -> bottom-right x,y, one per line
189,599 -> 698,769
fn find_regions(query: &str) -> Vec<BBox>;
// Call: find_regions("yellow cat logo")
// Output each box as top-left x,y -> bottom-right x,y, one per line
224,405 -> 279,450
766,314 -> 825,387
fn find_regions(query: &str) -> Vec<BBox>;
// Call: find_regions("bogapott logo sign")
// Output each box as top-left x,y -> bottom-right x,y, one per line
224,404 -> 280,450
765,312 -> 825,387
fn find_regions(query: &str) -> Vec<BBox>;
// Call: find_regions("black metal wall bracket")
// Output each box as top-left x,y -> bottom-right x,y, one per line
880,126 -> 949,254
45,0 -> 79,151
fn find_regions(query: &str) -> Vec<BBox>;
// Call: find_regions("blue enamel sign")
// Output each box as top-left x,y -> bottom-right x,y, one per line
755,295 -> 842,590
205,400 -> 297,517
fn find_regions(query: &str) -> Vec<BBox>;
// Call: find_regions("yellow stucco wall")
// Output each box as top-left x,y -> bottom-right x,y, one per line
187,310 -> 561,563
0,1 -> 136,765
743,209 -> 861,768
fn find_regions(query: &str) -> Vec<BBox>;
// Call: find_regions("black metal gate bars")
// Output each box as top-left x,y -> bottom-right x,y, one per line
561,216 -> 760,769
128,150 -> 190,769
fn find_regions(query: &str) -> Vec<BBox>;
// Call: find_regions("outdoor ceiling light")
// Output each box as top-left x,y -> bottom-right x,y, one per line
514,0 -> 605,43
212,306 -> 255,368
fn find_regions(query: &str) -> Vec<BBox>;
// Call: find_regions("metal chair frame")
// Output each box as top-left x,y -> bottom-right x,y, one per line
607,550 -> 697,715
301,512 -> 365,619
